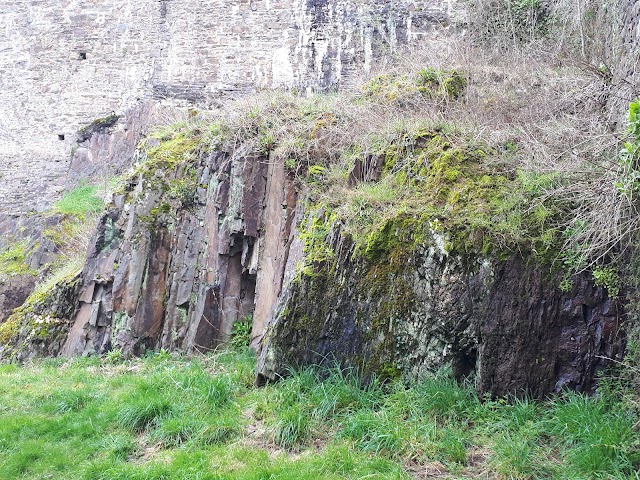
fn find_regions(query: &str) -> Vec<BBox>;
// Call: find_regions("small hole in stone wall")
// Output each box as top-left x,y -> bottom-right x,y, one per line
79,52 -> 87,60
58,134 -> 65,141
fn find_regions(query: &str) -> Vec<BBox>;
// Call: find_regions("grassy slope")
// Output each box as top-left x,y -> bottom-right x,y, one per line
0,350 -> 638,480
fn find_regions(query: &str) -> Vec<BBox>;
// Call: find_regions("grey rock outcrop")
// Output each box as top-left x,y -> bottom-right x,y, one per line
0,275 -> 81,362
257,224 -> 622,398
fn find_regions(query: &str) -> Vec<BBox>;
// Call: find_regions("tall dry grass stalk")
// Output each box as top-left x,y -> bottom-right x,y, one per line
140,15 -> 632,273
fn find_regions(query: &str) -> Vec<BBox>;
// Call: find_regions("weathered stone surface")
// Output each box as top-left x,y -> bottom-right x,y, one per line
476,257 -> 621,397
257,225 -> 623,398
0,275 -> 36,325
58,138 -> 298,357
0,129 -> 624,397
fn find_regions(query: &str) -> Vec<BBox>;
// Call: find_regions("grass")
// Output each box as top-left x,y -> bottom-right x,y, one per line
53,182 -> 103,216
0,350 -> 638,479
0,242 -> 37,277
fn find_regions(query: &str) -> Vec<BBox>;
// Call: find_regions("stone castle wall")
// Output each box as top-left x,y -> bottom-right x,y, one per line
622,1 -> 640,52
619,0 -> 640,103
0,0 -> 464,223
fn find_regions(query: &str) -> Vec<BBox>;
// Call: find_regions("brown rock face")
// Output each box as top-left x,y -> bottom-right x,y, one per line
60,142 -> 298,356
1,138 -> 623,398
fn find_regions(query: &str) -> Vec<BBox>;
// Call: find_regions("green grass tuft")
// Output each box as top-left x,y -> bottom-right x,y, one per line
0,353 -> 638,479
117,389 -> 173,432
53,182 -> 103,216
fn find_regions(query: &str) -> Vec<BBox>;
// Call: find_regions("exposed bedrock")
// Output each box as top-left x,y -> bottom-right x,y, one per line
59,141 -> 299,356
0,126 -> 624,397
257,223 -> 622,398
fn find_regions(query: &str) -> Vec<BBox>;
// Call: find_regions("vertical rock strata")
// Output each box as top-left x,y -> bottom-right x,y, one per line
2,128 -> 621,397
58,137 -> 300,356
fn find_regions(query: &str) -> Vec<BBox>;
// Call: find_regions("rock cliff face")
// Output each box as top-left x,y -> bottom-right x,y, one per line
0,118 -> 623,398
58,132 -> 300,357
0,0 -> 463,331
256,222 -> 621,398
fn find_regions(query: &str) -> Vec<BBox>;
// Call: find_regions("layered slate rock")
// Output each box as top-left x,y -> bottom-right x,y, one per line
59,137 -> 298,356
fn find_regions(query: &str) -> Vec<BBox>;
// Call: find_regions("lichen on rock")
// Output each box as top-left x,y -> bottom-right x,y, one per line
257,124 -> 623,398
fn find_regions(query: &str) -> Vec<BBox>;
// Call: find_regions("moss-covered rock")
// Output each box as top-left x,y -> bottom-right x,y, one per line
362,68 -> 467,104
0,242 -> 37,277
77,114 -> 120,142
0,272 -> 81,362
258,128 -> 622,397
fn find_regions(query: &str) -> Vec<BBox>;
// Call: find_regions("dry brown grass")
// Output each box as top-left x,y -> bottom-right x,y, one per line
142,21 -> 632,276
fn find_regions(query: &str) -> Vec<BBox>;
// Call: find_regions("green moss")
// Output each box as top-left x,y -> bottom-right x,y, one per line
77,114 -> 120,142
42,216 -> 89,249
167,168 -> 199,208
1,270 -> 80,353
150,202 -> 172,218
372,361 -> 403,381
119,129 -> 207,232
0,317 -> 19,344
297,209 -> 338,277
302,127 -> 568,276
143,135 -> 200,172
0,242 -> 37,277
362,69 -> 467,104
362,213 -> 431,262
417,68 -> 467,99
80,114 -> 119,132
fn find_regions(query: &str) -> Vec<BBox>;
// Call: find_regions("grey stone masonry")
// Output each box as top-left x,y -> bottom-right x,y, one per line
0,0 -> 464,222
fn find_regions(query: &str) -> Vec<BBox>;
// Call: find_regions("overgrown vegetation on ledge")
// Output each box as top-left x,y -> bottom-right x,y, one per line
0,350 -> 638,479
124,49 -> 632,294
0,242 -> 37,277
